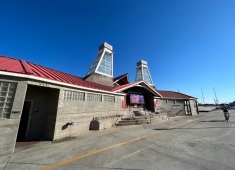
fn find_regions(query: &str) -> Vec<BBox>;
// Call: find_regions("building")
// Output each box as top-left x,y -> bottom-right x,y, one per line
0,42 -> 198,167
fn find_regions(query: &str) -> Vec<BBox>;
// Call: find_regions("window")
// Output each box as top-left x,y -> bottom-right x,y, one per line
143,67 -> 153,85
135,66 -> 153,85
103,95 -> 115,102
87,93 -> 102,102
97,52 -> 113,76
63,90 -> 84,101
136,68 -> 142,81
87,52 -> 103,75
176,100 -> 183,104
0,82 -> 17,118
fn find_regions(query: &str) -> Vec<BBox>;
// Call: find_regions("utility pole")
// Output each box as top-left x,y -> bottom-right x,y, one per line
213,87 -> 218,105
201,88 -> 205,104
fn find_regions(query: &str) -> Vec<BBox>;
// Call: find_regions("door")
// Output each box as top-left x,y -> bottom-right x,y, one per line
17,101 -> 32,141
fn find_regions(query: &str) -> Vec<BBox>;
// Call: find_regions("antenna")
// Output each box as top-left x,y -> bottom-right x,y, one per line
201,88 -> 205,104
213,87 -> 218,105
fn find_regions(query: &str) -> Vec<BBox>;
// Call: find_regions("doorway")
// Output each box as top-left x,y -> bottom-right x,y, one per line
145,94 -> 154,112
16,85 -> 59,142
17,101 -> 32,141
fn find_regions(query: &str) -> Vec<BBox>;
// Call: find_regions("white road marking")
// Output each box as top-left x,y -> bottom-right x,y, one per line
105,144 -> 155,167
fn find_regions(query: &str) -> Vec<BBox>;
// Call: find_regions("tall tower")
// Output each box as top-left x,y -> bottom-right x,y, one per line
87,42 -> 113,77
85,42 -> 114,86
135,60 -> 154,86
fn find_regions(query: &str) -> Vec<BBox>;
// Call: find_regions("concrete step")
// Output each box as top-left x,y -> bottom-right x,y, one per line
118,119 -> 149,123
118,120 -> 138,122
121,115 -> 150,120
116,122 -> 141,126
121,117 -> 134,120
134,116 -> 148,120
133,111 -> 146,116
116,122 -> 150,126
116,119 -> 150,126
121,117 -> 148,121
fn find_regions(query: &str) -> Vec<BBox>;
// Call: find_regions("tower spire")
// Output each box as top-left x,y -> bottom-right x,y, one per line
135,60 -> 154,86
87,42 -> 113,77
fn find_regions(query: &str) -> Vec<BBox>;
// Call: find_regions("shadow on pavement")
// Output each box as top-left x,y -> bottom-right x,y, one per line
154,125 -> 235,131
199,120 -> 227,122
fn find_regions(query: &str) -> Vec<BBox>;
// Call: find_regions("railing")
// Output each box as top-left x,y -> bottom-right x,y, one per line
144,109 -> 152,124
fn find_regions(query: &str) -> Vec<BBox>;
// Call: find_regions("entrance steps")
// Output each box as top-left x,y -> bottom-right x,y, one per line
115,115 -> 151,126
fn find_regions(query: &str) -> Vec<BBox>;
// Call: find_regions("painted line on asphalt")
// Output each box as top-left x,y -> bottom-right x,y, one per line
105,144 -> 155,167
39,112 -> 216,170
211,122 -> 234,141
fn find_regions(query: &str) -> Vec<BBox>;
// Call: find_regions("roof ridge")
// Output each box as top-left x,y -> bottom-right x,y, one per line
20,60 -> 33,74
114,73 -> 128,79
26,60 -> 84,80
0,55 -> 21,61
0,55 -> 115,91
157,90 -> 196,99
27,61 -> 114,89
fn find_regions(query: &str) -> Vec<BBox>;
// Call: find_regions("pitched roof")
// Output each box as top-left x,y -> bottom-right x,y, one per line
112,81 -> 162,97
113,73 -> 129,85
113,73 -> 128,82
0,56 -> 114,92
0,56 -> 197,100
111,82 -> 135,92
157,90 -> 196,99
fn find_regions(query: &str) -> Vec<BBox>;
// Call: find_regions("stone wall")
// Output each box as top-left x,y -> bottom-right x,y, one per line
24,85 -> 59,140
53,88 -> 126,140
155,99 -> 186,116
85,73 -> 113,86
0,75 -> 127,167
0,76 -> 27,169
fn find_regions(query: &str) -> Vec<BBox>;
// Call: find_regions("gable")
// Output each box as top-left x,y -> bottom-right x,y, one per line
112,81 -> 162,97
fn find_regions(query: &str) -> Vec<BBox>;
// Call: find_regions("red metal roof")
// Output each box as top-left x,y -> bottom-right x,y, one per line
113,73 -> 128,82
111,82 -> 135,92
0,56 -> 114,92
0,56 -> 197,99
157,90 -> 196,99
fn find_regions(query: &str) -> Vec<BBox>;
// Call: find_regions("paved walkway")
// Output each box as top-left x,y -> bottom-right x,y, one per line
4,110 -> 235,170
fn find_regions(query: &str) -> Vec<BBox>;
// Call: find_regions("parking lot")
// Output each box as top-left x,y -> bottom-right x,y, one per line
5,110 -> 235,170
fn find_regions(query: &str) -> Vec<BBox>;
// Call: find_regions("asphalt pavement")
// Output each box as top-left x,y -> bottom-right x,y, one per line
4,110 -> 235,170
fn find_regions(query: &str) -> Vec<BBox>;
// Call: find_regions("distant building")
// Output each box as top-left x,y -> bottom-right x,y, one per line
0,42 -> 198,166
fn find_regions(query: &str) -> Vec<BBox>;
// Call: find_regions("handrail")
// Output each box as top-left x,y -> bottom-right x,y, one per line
148,111 -> 152,124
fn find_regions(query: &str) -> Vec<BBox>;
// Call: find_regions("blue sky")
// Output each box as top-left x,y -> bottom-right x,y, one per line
0,0 -> 235,103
